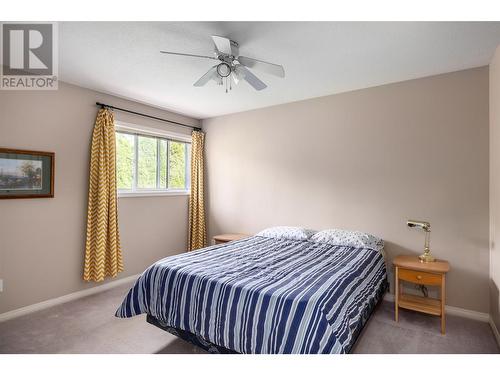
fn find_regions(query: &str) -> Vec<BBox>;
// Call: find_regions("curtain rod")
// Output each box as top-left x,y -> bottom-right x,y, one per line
95,102 -> 201,131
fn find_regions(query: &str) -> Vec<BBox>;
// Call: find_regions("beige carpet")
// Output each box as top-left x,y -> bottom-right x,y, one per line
0,281 -> 498,354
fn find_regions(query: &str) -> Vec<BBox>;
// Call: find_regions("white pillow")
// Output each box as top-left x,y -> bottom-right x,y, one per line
256,226 -> 317,241
310,229 -> 384,252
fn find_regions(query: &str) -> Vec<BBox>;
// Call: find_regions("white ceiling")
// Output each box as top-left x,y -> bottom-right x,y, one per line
59,22 -> 500,119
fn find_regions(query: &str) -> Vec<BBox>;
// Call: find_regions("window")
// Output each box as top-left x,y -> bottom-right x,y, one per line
116,127 -> 190,196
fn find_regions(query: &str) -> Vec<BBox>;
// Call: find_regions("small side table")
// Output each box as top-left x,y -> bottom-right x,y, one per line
213,233 -> 249,245
393,255 -> 450,334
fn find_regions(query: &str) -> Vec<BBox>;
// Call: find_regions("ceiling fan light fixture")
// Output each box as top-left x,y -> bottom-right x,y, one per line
216,63 -> 231,77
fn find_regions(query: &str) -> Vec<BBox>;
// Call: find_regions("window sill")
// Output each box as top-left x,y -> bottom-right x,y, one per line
118,191 -> 190,198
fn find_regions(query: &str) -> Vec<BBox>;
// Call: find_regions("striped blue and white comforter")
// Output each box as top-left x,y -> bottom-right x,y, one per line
116,236 -> 387,354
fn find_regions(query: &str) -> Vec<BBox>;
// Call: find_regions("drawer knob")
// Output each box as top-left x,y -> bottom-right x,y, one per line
416,275 -> 422,280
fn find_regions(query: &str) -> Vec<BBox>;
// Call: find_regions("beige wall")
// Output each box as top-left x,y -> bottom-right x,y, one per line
203,67 -> 490,313
490,47 -> 500,329
0,82 -> 199,314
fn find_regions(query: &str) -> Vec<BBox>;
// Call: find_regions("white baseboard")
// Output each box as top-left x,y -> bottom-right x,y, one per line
383,293 -> 489,322
0,274 -> 139,323
445,305 -> 490,322
490,318 -> 500,348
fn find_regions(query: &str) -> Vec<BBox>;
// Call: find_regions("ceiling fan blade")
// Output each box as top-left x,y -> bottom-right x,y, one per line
193,66 -> 218,87
236,65 -> 267,91
211,35 -> 233,55
237,56 -> 285,78
160,51 -> 217,61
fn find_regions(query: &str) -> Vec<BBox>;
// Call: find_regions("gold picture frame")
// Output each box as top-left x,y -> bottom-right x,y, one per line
0,148 -> 55,199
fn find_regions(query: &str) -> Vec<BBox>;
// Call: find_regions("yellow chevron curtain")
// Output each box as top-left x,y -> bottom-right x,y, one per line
83,108 -> 123,282
188,130 -> 207,251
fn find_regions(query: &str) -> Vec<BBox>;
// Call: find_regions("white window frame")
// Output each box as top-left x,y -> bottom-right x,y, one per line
115,121 -> 191,198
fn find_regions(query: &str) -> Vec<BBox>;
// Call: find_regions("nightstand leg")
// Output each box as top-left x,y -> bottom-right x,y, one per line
441,274 -> 446,334
395,266 -> 399,322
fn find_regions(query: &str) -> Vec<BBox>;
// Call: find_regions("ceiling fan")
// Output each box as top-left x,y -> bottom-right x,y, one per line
160,35 -> 285,92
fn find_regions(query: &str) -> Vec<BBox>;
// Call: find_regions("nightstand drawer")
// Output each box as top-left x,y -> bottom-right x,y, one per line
398,268 -> 442,285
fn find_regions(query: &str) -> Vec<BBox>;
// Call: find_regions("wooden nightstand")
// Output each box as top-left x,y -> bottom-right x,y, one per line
393,255 -> 450,334
213,233 -> 249,245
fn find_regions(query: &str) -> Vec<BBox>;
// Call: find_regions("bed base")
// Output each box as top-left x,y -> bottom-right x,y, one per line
147,315 -> 237,354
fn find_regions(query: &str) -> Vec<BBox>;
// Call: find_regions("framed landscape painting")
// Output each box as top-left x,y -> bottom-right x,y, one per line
0,148 -> 54,199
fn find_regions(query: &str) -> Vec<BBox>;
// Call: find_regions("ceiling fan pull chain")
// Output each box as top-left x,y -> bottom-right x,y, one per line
225,77 -> 228,93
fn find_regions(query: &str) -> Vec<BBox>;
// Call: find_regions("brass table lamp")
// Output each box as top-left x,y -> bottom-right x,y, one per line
407,219 -> 434,262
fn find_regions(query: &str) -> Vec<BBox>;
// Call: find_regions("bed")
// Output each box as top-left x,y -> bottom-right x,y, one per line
116,229 -> 388,354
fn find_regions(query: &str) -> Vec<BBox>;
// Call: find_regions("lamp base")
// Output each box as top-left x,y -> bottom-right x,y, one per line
419,252 -> 435,263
